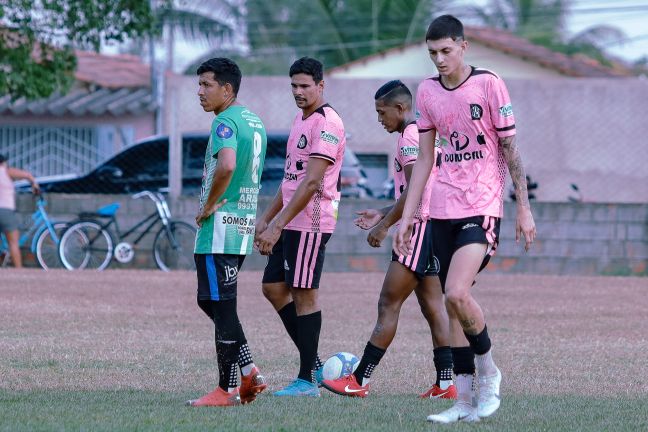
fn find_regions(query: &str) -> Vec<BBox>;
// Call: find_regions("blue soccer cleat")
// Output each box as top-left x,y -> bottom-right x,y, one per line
274,378 -> 320,397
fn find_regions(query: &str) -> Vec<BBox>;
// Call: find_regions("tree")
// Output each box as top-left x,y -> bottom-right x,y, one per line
186,0 -> 445,75
468,0 -> 626,66
0,0 -> 160,100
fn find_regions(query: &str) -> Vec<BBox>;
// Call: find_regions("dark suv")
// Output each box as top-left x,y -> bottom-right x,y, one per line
20,132 -> 371,197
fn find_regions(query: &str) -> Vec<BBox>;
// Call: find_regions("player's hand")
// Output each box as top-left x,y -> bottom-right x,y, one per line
255,222 -> 281,255
516,205 -> 536,252
367,222 -> 388,248
254,219 -> 269,244
31,182 -> 41,195
354,209 -> 383,230
195,199 -> 227,227
393,219 -> 414,256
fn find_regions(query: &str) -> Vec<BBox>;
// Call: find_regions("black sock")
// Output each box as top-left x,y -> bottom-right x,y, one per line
433,346 -> 453,386
278,302 -> 324,371
210,299 -> 240,390
236,319 -> 254,371
452,346 -> 475,376
464,325 -> 491,355
353,342 -> 386,384
296,311 -> 321,382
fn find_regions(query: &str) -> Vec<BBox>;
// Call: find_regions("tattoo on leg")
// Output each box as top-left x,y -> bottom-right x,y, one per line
460,318 -> 477,332
371,323 -> 384,338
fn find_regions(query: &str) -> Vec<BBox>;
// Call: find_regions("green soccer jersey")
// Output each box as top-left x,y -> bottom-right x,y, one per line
194,105 -> 267,254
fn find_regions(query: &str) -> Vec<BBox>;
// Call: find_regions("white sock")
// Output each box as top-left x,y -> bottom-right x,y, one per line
241,363 -> 255,376
439,379 -> 453,390
475,350 -> 497,377
455,374 -> 475,406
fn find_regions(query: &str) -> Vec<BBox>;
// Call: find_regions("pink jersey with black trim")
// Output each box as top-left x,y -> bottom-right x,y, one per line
393,122 -> 434,222
416,66 -> 516,219
281,104 -> 346,233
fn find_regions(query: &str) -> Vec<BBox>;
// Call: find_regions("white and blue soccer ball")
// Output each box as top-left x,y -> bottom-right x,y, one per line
322,352 -> 360,381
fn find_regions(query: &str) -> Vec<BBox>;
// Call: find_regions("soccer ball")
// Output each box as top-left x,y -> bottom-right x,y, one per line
322,352 -> 359,380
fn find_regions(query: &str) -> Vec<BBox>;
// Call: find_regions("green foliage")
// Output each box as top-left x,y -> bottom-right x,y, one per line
186,0 -> 442,75
0,0 -> 160,100
470,0 -> 626,68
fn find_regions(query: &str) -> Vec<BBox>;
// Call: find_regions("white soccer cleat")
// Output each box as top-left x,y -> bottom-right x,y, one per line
477,367 -> 502,418
426,401 -> 480,424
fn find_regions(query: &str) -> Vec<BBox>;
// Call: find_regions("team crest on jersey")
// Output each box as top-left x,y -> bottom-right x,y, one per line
470,104 -> 483,120
394,158 -> 402,172
297,134 -> 308,149
320,131 -> 340,145
216,123 -> 233,138
499,103 -> 513,118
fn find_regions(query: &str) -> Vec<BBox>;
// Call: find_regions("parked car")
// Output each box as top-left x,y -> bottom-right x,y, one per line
17,132 -> 372,198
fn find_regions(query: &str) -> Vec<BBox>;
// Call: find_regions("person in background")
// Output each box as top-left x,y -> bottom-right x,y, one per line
0,154 -> 40,268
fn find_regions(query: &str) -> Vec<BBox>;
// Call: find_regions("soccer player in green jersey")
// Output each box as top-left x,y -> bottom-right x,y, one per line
187,58 -> 269,407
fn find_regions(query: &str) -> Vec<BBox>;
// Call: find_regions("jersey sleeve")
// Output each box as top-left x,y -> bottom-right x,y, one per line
210,116 -> 238,158
487,77 -> 516,138
415,82 -> 436,133
398,128 -> 420,167
309,115 -> 342,164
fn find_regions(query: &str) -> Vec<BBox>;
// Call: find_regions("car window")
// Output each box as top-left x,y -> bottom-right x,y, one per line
183,137 -> 208,178
104,140 -> 167,177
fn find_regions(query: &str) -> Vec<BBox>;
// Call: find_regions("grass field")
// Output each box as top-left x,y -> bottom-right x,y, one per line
1,269 -> 647,431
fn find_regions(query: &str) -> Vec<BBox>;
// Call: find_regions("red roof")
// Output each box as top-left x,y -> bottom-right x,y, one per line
74,51 -> 151,88
328,26 -> 633,78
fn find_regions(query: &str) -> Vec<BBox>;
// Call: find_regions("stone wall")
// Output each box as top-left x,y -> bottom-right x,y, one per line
14,194 -> 647,276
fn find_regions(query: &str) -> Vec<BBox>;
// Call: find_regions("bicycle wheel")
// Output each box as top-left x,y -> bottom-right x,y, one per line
152,221 -> 196,271
35,222 -> 68,270
59,220 -> 114,270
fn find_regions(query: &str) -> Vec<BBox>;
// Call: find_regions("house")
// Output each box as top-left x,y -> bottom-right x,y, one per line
0,51 -> 156,177
327,26 -> 633,79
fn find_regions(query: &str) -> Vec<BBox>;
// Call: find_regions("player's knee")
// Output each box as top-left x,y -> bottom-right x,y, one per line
445,290 -> 470,312
377,294 -> 401,316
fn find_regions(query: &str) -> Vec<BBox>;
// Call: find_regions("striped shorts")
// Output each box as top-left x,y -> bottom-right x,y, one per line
391,220 -> 439,278
262,229 -> 331,289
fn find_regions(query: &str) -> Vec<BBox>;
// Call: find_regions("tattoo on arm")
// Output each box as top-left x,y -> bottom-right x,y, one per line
500,135 -> 530,207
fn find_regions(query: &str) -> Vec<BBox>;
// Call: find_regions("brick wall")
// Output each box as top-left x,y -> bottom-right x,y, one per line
14,194 -> 647,276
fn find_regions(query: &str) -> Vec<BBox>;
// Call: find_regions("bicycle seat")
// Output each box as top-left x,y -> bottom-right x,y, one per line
79,202 -> 120,219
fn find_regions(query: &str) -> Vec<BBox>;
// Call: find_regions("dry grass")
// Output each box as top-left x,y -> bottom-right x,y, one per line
1,269 -> 647,430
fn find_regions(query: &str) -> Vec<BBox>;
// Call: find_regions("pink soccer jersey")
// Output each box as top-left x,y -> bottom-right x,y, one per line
393,122 -> 434,222
416,66 -> 516,219
281,104 -> 346,233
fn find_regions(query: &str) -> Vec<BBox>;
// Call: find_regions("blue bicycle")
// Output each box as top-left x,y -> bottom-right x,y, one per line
0,195 -> 66,270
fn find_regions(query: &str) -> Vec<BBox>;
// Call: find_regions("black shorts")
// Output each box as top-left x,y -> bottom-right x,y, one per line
391,220 -> 439,278
262,229 -> 331,289
195,254 -> 246,301
431,216 -> 501,291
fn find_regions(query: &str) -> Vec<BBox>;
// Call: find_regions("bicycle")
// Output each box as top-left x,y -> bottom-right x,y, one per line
58,191 -> 196,271
0,195 -> 66,270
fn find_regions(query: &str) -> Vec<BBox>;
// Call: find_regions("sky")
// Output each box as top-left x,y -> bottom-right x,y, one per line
109,0 -> 648,73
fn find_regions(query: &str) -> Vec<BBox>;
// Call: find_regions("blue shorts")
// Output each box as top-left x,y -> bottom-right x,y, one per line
195,254 -> 245,301
0,208 -> 18,232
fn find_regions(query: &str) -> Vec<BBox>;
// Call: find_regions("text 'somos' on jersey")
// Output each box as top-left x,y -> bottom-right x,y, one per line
416,67 -> 516,219
281,104 -> 346,233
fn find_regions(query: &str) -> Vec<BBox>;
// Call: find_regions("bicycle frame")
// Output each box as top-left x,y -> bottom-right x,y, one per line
0,198 -> 59,254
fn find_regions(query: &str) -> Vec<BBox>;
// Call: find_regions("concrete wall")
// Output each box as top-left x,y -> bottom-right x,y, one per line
14,194 -> 648,276
166,75 -> 648,203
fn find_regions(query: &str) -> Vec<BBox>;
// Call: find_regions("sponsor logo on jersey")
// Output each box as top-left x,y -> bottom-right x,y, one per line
297,134 -> 308,149
470,104 -> 483,120
216,123 -> 234,138
394,158 -> 403,172
400,146 -> 418,157
284,172 -> 298,181
477,132 -> 486,145
320,130 -> 340,145
296,160 -> 304,170
499,103 -> 513,118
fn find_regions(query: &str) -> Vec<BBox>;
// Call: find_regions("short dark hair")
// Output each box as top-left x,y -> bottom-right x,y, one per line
426,14 -> 464,42
374,80 -> 412,106
289,57 -> 324,83
196,57 -> 242,95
